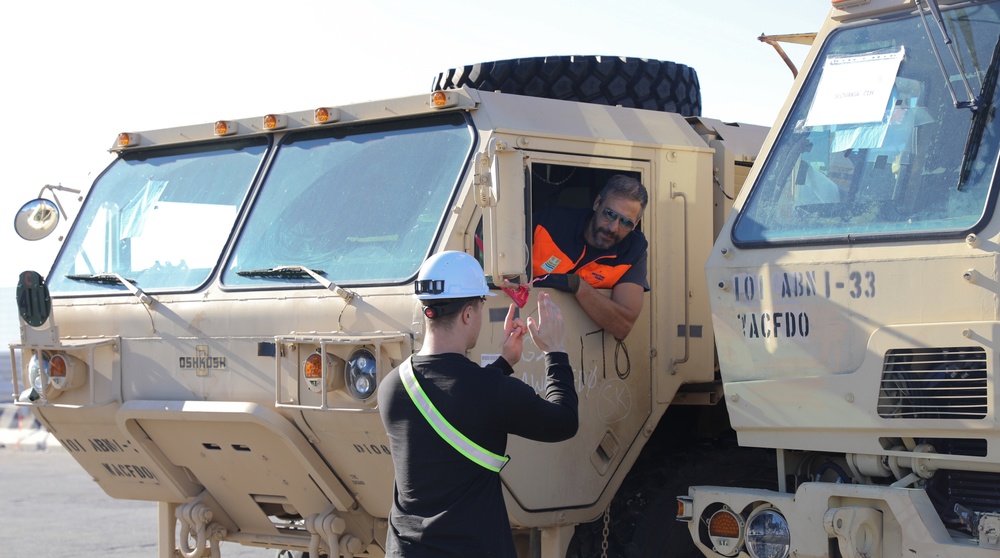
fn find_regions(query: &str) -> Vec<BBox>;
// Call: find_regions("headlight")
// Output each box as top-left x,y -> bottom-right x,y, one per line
28,353 -> 48,393
745,507 -> 790,558
346,348 -> 378,400
27,352 -> 87,399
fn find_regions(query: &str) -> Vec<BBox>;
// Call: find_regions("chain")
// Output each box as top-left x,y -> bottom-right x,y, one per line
531,167 -> 577,186
601,503 -> 610,558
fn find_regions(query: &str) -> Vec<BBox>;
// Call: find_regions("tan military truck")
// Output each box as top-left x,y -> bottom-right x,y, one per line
686,1 -> 1000,557
10,55 -> 769,557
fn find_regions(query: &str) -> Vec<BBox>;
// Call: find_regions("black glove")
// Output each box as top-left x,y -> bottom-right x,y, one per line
534,273 -> 581,293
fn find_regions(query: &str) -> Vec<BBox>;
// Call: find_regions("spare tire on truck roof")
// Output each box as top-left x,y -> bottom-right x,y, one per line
432,55 -> 701,116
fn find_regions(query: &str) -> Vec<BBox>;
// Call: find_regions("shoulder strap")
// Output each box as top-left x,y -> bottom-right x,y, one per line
398,357 -> 509,472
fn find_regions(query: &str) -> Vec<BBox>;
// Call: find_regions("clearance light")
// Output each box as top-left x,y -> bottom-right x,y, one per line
314,107 -> 341,124
708,507 -> 745,557
215,120 -> 238,136
116,132 -> 140,148
263,114 -> 287,130
430,90 -> 458,109
346,348 -> 378,400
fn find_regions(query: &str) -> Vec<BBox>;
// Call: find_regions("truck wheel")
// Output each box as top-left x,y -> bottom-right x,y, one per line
432,55 -> 701,116
565,445 -> 776,558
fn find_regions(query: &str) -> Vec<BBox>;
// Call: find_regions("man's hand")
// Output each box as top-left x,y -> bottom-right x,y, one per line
533,273 -> 580,294
500,303 -> 526,365
527,292 -> 567,354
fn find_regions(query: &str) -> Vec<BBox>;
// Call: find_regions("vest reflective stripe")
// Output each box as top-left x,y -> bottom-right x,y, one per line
398,358 -> 509,472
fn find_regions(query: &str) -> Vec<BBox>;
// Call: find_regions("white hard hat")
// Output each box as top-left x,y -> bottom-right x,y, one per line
414,251 -> 496,300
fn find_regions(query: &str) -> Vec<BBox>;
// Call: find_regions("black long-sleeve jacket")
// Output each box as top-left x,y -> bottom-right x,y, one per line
377,351 -> 578,557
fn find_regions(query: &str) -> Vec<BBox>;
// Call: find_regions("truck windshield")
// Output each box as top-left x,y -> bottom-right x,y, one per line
47,138 -> 267,295
222,112 -> 473,287
733,3 -> 1000,245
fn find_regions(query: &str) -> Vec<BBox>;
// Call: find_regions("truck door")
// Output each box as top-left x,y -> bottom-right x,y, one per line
496,154 -> 654,513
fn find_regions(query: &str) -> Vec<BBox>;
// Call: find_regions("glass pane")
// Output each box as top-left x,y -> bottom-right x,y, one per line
223,113 -> 473,286
47,138 -> 267,294
734,3 -> 1000,244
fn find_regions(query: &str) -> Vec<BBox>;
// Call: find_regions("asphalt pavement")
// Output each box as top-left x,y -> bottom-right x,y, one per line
1,443 -> 274,557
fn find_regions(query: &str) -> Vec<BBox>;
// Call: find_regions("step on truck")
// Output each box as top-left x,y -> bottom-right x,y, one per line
10,55 -> 769,557
687,1 -> 1000,557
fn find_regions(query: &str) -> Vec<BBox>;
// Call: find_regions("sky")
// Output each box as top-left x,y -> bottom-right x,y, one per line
0,0 -> 832,295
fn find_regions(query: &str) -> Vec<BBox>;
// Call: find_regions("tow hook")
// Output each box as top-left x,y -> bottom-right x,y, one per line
175,496 -> 227,558
305,505 -> 363,557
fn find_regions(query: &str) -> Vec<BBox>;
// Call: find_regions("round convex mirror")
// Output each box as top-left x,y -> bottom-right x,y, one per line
14,199 -> 60,240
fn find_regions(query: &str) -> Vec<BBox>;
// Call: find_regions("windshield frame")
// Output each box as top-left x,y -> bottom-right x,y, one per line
732,3 -> 1000,248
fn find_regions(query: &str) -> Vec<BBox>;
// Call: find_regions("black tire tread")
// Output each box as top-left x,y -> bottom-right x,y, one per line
433,55 -> 701,116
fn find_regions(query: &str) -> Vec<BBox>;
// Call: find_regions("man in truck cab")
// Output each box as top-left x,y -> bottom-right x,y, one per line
532,174 -> 649,340
378,251 -> 578,557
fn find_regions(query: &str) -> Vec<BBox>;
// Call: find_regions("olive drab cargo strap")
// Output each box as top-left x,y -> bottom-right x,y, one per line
397,358 -> 509,472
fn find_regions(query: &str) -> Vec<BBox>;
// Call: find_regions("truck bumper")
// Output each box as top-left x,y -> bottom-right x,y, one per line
685,483 -> 999,558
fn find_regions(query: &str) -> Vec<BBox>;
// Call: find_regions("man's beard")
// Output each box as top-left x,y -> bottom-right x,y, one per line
588,219 -> 617,250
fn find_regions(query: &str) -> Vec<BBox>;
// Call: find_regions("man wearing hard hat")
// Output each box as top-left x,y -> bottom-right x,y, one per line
378,250 -> 579,557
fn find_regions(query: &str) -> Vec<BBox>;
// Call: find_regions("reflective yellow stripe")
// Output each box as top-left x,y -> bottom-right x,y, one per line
398,358 -> 509,472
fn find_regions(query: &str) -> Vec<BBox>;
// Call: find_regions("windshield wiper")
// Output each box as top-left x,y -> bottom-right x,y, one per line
915,0 -> 979,110
67,272 -> 155,307
237,265 -> 357,302
958,35 -> 1000,190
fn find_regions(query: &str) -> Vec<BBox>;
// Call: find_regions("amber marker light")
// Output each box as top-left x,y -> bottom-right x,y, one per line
263,114 -> 287,130
707,507 -> 745,557
314,107 -> 341,124
430,90 -> 458,109
44,353 -> 87,393
215,120 -> 237,136
116,133 -> 139,148
709,510 -> 741,539
49,354 -> 67,378
304,352 -> 324,379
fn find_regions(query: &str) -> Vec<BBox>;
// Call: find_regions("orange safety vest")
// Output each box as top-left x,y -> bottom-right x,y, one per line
532,222 -> 643,289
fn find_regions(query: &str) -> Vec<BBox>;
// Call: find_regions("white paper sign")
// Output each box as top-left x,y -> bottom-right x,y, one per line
805,48 -> 905,127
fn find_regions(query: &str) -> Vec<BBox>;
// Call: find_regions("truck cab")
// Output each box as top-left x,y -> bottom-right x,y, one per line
691,1 -> 1000,557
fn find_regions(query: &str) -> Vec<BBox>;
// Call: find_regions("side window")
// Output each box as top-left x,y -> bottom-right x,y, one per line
529,163 -> 643,282
473,162 -> 644,285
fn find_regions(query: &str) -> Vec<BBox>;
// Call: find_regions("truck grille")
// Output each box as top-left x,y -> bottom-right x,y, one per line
876,347 -> 988,419
928,469 -> 1000,533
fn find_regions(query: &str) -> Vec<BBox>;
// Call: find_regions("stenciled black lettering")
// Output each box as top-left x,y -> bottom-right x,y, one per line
738,312 -> 810,339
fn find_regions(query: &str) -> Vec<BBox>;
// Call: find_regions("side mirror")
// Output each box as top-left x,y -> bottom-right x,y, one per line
13,184 -> 82,241
14,199 -> 61,240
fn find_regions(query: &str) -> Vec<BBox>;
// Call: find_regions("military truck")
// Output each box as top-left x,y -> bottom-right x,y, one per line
685,0 -> 1000,557
10,55 -> 768,557
10,56 -> 774,558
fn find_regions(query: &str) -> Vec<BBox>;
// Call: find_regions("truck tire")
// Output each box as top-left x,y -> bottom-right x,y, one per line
432,55 -> 701,116
565,444 -> 776,558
